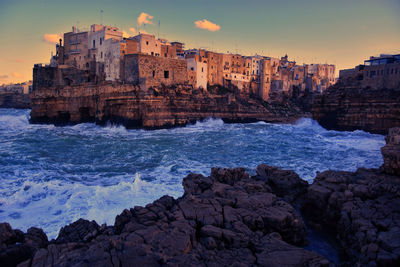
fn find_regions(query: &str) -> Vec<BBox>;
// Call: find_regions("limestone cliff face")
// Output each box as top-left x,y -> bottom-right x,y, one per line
0,92 -> 30,109
30,83 -> 306,128
312,86 -> 400,134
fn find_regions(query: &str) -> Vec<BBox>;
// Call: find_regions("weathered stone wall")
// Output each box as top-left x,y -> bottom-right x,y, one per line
123,54 -> 188,88
33,64 -> 100,91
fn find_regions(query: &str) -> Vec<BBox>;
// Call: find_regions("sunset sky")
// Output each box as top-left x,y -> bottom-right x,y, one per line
0,0 -> 399,84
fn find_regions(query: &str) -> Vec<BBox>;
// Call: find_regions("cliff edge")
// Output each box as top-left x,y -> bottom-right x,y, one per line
29,84 -> 307,129
312,86 -> 400,134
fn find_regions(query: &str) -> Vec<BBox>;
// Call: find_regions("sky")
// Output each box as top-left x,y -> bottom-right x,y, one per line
0,0 -> 399,84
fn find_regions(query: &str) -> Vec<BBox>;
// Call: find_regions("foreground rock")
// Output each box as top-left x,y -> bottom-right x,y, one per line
381,127 -> 400,176
302,167 -> 400,266
312,86 -> 400,134
2,167 -> 329,267
30,84 -> 306,129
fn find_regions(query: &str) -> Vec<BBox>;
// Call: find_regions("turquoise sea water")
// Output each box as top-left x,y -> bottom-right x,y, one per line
0,108 -> 385,238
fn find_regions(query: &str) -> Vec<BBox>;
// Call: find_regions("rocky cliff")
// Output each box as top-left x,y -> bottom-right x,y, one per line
0,92 -> 30,109
30,83 -> 306,129
312,86 -> 400,134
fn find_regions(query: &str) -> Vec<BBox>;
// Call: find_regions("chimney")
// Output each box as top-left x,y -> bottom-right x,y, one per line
59,38 -> 62,47
72,26 -> 76,33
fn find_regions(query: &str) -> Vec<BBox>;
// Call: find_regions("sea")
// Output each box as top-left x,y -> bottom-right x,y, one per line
0,108 -> 385,240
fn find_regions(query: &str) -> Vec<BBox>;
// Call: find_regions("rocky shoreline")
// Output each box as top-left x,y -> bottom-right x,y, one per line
1,128 -> 399,266
0,92 -> 30,109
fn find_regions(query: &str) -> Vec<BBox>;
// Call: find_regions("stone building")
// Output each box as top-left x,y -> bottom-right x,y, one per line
339,54 -> 400,89
132,33 -> 161,56
63,27 -> 89,69
362,54 -> 400,89
123,54 -> 188,89
186,58 -> 207,89
96,38 -> 139,81
88,24 -> 123,62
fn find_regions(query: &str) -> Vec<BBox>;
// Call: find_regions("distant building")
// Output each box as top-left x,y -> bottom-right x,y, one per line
339,54 -> 400,89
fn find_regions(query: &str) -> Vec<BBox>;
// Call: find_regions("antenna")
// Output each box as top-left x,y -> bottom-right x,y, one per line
158,20 -> 160,39
100,10 -> 103,25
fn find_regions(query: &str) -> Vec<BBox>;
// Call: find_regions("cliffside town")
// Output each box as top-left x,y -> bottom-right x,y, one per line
29,23 -> 337,127
34,23 -> 336,100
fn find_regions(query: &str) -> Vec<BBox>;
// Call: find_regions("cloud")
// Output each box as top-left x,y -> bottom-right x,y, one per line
194,19 -> 221,32
137,12 -> 154,26
43,34 -> 62,44
123,27 -> 137,38
0,75 -> 8,79
12,72 -> 23,78
15,59 -> 24,63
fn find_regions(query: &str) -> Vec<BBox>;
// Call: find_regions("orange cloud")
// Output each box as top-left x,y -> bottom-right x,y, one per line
0,75 -> 8,80
12,72 -> 23,78
137,12 -> 154,26
15,59 -> 24,63
43,34 -> 62,44
194,19 -> 221,32
123,27 -> 137,38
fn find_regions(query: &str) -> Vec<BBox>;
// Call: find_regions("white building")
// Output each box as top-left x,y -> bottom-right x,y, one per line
186,58 -> 208,89
88,24 -> 123,61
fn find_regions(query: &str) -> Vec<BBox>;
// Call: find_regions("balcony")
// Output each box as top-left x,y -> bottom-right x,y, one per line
69,40 -> 81,45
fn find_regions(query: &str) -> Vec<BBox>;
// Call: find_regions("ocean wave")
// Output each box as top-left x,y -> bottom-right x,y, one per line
0,109 -> 385,239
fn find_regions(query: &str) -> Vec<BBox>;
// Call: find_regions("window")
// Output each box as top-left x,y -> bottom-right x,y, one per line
152,70 -> 155,77
151,52 -> 154,56
191,67 -> 194,71
146,41 -> 149,45
267,77 -> 269,82
201,67 -> 204,72
100,38 -> 102,45
93,40 -> 95,48
164,70 -> 169,78
101,52 -> 103,58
